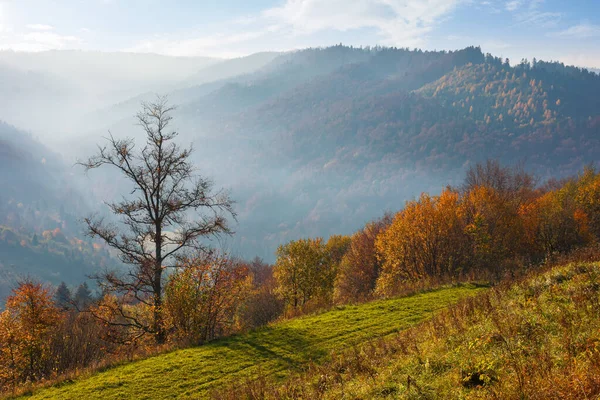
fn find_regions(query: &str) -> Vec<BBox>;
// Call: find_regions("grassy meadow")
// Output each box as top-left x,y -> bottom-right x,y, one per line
21,284 -> 484,399
216,262 -> 600,399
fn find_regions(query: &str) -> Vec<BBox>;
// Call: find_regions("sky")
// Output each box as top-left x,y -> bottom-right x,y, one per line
0,0 -> 599,68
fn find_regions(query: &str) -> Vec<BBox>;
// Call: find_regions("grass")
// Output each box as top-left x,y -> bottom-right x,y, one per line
20,284 -> 484,399
217,262 -> 600,399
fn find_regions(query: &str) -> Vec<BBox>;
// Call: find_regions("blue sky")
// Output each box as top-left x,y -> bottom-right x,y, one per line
0,0 -> 599,67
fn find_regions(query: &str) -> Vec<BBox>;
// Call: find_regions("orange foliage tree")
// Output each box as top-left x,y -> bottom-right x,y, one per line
576,167 -> 600,239
334,214 -> 392,303
375,190 -> 466,296
521,179 -> 592,258
460,185 -> 525,272
0,281 -> 61,390
164,253 -> 252,344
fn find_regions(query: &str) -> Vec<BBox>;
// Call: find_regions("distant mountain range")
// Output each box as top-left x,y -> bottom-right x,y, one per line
1,45 -> 599,290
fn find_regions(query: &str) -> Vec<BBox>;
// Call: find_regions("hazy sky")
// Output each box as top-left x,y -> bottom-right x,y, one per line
0,0 -> 599,67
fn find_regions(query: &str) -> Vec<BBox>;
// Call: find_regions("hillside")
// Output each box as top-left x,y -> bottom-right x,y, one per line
21,284 -> 484,399
3,45 -> 600,268
216,261 -> 600,399
0,122 -> 111,298
155,46 -> 600,260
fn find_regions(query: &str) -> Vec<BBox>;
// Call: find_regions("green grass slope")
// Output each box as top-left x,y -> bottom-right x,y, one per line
222,262 -> 600,399
23,285 -> 484,399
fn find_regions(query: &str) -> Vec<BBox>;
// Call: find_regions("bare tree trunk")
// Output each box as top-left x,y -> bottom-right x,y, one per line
79,97 -> 235,344
154,226 -> 165,344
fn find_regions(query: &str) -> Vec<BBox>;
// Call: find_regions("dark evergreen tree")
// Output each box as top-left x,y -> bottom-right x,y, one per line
54,281 -> 72,310
74,282 -> 93,310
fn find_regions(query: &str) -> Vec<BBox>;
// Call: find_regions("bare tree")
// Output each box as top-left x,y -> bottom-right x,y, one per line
462,159 -> 537,203
79,97 -> 235,343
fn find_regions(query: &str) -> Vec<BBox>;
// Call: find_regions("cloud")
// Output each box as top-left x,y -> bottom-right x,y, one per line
505,1 -> 521,11
558,53 -> 600,69
26,24 -> 54,31
0,6 -> 80,51
127,29 -> 274,58
263,0 -> 462,46
0,31 -> 82,52
505,0 -> 561,27
551,23 -> 600,39
129,0 -> 463,57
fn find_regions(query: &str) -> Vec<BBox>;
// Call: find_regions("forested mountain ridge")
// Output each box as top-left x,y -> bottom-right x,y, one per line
72,45 -> 600,261
2,44 -> 600,398
0,122 -> 111,299
1,45 -> 599,282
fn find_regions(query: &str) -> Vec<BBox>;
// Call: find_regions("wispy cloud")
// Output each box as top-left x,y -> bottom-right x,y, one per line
26,24 -> 54,31
128,29 -> 274,58
505,1 -> 522,12
263,0 -> 463,46
0,30 -> 82,52
128,0 -> 464,56
504,0 -> 561,27
0,6 -> 81,52
551,23 -> 600,39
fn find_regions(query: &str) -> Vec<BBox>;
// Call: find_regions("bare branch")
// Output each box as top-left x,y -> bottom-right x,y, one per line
80,97 -> 235,343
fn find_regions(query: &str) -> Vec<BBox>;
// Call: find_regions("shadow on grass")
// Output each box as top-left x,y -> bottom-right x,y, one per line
211,325 -> 328,372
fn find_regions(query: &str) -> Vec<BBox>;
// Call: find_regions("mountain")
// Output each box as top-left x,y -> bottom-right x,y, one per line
169,47 -> 599,260
3,45 -> 600,264
0,50 -> 217,97
179,51 -> 282,88
0,122 -> 113,299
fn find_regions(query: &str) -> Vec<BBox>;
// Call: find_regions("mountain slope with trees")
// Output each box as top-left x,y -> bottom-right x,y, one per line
2,44 -> 600,293
0,122 -> 110,299
155,46 -> 599,259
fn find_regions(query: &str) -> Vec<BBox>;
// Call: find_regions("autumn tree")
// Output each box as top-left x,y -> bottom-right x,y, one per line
460,185 -> 525,272
273,238 -> 332,309
79,97 -> 235,343
324,234 -> 351,294
239,258 -> 284,329
334,214 -> 392,303
521,180 -> 591,257
0,281 -> 61,389
0,310 -> 20,392
164,253 -> 251,344
325,235 -> 351,268
375,190 -> 466,296
575,166 -> 600,239
462,160 -> 536,204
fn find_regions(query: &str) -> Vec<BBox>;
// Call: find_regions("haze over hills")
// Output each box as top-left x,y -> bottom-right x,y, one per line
1,45 -> 600,291
0,122 -> 113,298
0,51 -> 218,135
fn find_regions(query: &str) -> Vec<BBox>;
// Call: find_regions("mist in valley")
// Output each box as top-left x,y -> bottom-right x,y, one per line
1,44 -> 600,298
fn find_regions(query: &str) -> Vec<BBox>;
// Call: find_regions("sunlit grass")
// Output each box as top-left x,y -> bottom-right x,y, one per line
22,284 -> 484,399
216,263 -> 600,399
